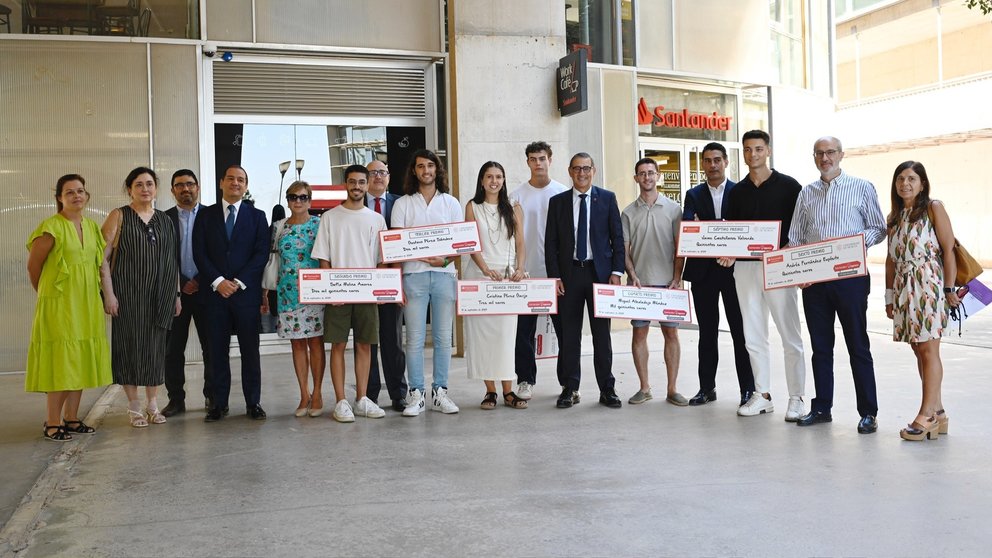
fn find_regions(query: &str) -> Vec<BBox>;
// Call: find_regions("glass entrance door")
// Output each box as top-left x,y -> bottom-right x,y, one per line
639,143 -> 698,204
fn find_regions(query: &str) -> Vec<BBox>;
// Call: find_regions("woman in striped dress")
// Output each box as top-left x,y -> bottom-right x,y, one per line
101,167 -> 180,428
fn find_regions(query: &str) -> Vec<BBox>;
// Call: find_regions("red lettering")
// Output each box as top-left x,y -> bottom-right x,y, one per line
634,97 -> 734,131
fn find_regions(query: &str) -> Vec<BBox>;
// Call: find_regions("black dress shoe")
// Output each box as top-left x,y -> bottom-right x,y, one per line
688,389 -> 717,406
161,400 -> 186,417
247,404 -> 267,420
556,388 -> 577,409
739,390 -> 754,407
392,399 -> 407,412
599,391 -> 622,408
796,410 -> 833,426
204,407 -> 224,422
858,414 -> 878,434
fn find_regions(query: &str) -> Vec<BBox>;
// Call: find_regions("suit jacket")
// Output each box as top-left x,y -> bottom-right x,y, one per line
192,199 -> 270,308
545,186 -> 625,285
166,204 -> 204,284
365,191 -> 399,228
681,180 -> 736,283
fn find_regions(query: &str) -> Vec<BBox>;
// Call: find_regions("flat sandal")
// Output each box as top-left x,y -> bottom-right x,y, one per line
63,419 -> 96,434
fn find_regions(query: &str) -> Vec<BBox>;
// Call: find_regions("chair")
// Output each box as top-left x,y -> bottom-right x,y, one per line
96,0 -> 137,36
0,3 -> 12,33
137,6 -> 148,36
21,0 -> 63,34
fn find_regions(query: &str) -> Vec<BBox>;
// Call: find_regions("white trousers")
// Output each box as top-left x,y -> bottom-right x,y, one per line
733,261 -> 806,397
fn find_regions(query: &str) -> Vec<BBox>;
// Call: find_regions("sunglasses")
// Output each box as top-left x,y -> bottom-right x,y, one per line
286,194 -> 311,202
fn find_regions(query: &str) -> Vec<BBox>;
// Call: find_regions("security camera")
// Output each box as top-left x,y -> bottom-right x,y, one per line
203,42 -> 217,57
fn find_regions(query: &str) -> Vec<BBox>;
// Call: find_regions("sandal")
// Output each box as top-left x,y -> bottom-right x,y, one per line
63,419 -> 95,434
43,423 -> 72,442
127,409 -> 149,428
480,392 -> 498,410
503,391 -> 528,409
146,408 -> 167,425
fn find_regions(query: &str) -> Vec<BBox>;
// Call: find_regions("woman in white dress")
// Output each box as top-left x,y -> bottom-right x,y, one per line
464,161 -> 527,409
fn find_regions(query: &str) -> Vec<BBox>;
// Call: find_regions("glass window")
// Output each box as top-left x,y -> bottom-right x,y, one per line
637,85 -> 739,143
13,0 -> 200,39
565,0 -> 616,64
769,0 -> 805,87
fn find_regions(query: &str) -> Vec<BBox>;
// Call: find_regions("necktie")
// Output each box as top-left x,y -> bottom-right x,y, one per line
374,197 -> 382,214
225,205 -> 236,239
577,193 -> 588,261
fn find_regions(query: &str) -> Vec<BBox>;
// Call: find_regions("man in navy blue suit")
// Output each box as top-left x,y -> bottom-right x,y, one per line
682,143 -> 755,409
545,153 -> 625,409
192,164 -> 271,422
364,159 -> 408,412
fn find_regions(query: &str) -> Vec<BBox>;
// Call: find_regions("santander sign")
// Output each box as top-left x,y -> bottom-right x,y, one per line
637,98 -> 732,131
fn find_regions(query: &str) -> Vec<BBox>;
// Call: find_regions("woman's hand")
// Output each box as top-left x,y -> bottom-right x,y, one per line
885,303 -> 894,320
485,268 -> 502,281
947,290 -> 962,308
174,297 -> 182,317
509,268 -> 525,282
104,293 -> 119,317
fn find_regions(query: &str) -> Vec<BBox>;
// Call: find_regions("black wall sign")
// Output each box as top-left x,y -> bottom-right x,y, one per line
557,50 -> 588,117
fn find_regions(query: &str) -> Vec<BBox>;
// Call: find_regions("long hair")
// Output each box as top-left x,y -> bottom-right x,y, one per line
55,174 -> 86,212
403,149 -> 447,195
886,161 -> 931,230
471,161 -> 515,239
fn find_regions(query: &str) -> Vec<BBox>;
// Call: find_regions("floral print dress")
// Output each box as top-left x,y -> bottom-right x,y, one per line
888,208 -> 948,342
275,215 -> 323,339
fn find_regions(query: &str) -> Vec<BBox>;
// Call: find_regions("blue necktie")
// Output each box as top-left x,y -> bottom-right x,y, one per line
225,205 -> 236,239
577,193 -> 588,261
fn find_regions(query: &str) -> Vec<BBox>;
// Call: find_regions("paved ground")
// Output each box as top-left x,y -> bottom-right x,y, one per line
2,265 -> 991,557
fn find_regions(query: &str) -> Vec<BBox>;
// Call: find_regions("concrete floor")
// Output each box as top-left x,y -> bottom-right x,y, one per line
4,267 -> 992,557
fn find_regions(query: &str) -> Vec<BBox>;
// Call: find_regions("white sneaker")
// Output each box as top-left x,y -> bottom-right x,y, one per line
517,382 -> 533,400
737,392 -> 774,416
332,399 -> 355,423
402,389 -> 425,417
785,396 -> 804,422
431,387 -> 460,414
355,396 -> 385,419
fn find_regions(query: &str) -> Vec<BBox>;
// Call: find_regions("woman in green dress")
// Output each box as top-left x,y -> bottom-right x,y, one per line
26,174 -> 113,442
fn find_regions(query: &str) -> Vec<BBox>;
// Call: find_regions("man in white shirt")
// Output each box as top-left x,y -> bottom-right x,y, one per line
390,149 -> 463,417
312,164 -> 388,422
509,141 -> 568,400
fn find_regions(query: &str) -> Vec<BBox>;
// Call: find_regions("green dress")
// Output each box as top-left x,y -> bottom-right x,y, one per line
25,214 -> 113,392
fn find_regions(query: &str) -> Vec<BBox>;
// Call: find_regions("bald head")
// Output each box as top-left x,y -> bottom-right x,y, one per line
366,160 -> 389,197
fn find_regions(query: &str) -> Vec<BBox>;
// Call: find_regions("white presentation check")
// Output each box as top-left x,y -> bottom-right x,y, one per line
379,221 -> 481,263
677,220 -> 781,259
762,234 -> 867,290
297,268 -> 403,304
592,284 -> 692,323
456,279 -> 558,316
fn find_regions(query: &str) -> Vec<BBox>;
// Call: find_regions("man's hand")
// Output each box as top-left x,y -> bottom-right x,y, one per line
668,279 -> 683,289
608,275 -> 621,286
629,275 -> 642,288
716,257 -> 736,267
798,282 -> 811,289
217,280 -> 239,298
421,256 -> 446,267
556,279 -> 565,296
182,278 -> 199,295
174,297 -> 182,317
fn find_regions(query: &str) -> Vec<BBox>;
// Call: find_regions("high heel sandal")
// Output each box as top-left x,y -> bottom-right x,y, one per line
43,423 -> 72,442
294,399 -> 311,418
63,419 -> 95,434
936,409 -> 949,435
900,415 -> 939,441
127,408 -> 149,428
146,408 -> 167,425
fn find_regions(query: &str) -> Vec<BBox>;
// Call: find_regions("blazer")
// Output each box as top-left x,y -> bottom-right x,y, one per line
681,180 -> 736,283
191,199 -> 270,307
166,204 -> 204,284
545,186 -> 625,285
365,191 -> 399,228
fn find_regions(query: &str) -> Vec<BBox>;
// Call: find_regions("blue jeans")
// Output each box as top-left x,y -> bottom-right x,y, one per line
402,271 -> 456,391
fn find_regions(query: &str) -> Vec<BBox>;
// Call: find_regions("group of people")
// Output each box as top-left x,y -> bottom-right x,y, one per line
25,132 -> 962,443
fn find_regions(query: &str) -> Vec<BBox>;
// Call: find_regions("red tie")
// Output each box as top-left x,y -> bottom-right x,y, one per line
374,197 -> 382,214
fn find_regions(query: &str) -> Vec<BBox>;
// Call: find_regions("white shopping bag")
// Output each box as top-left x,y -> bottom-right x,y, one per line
535,314 -> 559,360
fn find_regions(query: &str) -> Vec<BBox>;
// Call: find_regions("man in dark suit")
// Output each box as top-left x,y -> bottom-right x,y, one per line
162,169 -> 213,417
192,164 -> 270,422
545,152 -> 625,409
364,159 -> 407,412
682,143 -> 755,409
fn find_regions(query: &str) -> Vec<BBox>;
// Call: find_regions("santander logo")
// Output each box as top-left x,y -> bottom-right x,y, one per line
637,98 -> 732,131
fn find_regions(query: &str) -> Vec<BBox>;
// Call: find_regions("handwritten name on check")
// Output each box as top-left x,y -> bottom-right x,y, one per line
677,220 -> 781,259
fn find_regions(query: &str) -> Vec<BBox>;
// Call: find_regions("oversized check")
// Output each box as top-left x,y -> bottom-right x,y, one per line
592,284 -> 692,323
297,268 -> 403,304
762,234 -> 867,290
457,279 -> 558,316
677,220 -> 781,259
379,221 -> 481,263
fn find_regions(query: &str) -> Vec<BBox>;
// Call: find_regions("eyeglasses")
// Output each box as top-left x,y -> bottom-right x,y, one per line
814,149 -> 840,158
145,224 -> 157,246
286,194 -> 311,202
570,165 -> 594,174
369,170 -> 389,177
636,171 -> 658,178
173,181 -> 197,189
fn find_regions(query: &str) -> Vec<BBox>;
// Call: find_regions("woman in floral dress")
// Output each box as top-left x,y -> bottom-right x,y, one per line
884,161 -> 960,441
262,181 -> 324,417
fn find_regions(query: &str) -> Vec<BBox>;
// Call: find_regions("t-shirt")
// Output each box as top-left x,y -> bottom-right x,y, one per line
509,179 -> 568,278
725,169 -> 802,248
311,205 -> 387,268
390,191 -> 463,274
621,195 -> 682,285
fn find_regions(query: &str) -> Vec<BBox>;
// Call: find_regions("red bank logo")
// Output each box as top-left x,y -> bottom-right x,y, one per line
372,289 -> 399,296
637,98 -> 732,131
834,262 -> 861,272
452,241 -> 476,249
748,244 -> 774,252
528,301 -> 553,308
382,234 -> 401,241
597,288 -> 615,296
683,226 -> 701,233
460,285 -> 479,292
663,309 -> 688,317
766,255 -> 784,264
302,273 -> 322,280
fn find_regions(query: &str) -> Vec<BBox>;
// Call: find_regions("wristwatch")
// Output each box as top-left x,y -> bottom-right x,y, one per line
943,287 -> 954,294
